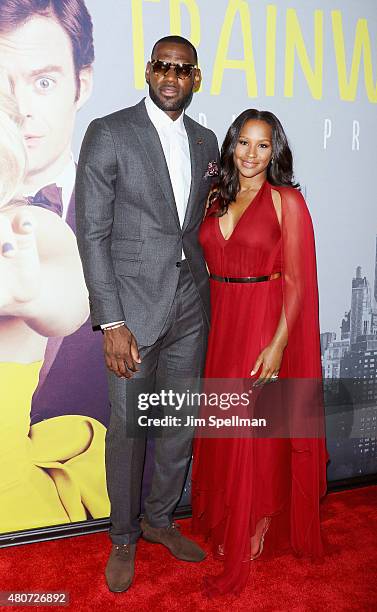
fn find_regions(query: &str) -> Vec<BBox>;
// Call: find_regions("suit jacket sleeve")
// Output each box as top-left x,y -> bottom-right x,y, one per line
75,118 -> 125,327
214,133 -> 220,166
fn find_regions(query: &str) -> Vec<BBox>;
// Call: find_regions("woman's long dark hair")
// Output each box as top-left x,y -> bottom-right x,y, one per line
211,109 -> 299,214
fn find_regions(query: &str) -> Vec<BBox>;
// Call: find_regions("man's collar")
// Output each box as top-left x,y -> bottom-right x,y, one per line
145,95 -> 185,131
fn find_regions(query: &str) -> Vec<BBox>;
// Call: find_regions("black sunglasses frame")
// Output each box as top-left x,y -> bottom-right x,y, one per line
150,59 -> 197,80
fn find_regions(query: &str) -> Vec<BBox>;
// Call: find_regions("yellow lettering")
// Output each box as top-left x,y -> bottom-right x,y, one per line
169,0 -> 200,48
332,11 -> 377,103
211,0 -> 257,97
170,0 -> 201,91
131,0 -> 161,90
284,8 -> 323,100
265,4 -> 277,96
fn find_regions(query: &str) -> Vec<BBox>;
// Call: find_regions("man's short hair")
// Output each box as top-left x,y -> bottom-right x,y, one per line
0,0 -> 94,84
151,36 -> 198,65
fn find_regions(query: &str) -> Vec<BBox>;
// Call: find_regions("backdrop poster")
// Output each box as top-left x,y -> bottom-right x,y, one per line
0,0 -> 376,536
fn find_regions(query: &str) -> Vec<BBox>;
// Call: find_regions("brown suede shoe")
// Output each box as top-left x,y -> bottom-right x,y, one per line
140,518 -> 206,562
105,543 -> 136,593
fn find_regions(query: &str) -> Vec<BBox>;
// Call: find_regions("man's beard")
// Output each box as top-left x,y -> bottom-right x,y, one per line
149,84 -> 193,113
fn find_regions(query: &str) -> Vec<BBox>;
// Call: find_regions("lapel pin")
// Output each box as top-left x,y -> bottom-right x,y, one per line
197,138 -> 204,145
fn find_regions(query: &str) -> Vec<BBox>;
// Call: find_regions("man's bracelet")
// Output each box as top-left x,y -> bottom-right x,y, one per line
103,322 -> 126,332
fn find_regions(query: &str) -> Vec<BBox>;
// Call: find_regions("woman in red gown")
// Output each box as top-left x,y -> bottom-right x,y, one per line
191,110 -> 328,596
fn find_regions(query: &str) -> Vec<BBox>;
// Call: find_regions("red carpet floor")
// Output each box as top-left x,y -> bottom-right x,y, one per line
1,486 -> 376,611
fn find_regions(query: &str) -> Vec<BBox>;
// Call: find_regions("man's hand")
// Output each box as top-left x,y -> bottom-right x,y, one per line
103,325 -> 141,378
0,209 -> 40,313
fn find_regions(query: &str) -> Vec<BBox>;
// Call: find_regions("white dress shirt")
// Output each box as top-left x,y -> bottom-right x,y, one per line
102,96 -> 192,330
145,95 -> 191,239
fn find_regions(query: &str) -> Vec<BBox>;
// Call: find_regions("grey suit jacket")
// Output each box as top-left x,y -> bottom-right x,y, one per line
75,99 -> 219,347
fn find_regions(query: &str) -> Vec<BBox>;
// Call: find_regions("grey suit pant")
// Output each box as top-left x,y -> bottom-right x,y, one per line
105,260 -> 208,545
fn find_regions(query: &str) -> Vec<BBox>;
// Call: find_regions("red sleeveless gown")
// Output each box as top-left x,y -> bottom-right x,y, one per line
191,181 -> 328,596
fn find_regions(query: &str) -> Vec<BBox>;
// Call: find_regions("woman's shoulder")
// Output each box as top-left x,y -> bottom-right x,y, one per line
269,182 -> 301,197
269,183 -> 306,208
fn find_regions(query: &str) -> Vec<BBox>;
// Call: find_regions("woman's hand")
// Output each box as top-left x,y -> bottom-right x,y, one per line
0,208 -> 40,312
250,340 -> 285,385
0,205 -> 89,337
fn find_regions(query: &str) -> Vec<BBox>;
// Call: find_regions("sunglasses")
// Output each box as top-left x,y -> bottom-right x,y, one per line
151,59 -> 197,80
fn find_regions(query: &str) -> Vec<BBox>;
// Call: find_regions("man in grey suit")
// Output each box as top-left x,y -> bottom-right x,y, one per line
76,36 -> 219,593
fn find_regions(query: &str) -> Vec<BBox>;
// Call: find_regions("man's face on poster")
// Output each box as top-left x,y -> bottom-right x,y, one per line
0,16 -> 92,182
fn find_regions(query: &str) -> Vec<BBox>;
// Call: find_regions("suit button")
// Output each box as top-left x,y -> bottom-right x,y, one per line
176,261 -> 182,268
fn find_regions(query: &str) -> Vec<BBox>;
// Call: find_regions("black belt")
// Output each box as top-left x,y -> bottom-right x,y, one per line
209,272 -> 281,284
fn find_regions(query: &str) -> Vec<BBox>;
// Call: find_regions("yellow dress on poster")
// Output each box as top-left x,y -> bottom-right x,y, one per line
0,361 -> 110,534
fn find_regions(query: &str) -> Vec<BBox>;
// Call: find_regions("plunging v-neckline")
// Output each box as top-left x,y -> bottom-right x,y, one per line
217,181 -> 266,244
